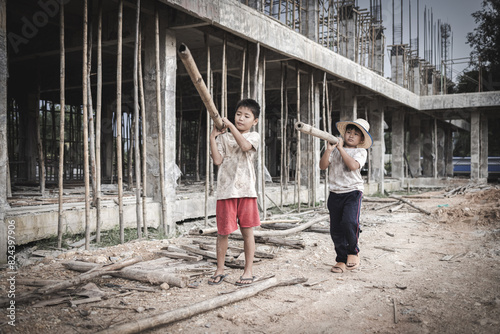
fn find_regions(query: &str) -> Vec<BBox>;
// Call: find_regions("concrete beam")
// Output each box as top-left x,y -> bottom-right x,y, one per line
160,0 -> 421,110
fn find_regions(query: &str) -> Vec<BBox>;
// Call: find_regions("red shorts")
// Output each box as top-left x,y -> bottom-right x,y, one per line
216,198 -> 261,235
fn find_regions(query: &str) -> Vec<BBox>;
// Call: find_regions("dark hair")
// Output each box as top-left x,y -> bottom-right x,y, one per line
235,98 -> 260,119
345,124 -> 365,139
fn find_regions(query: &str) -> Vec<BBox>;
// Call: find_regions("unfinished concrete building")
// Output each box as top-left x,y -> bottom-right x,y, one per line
1,0 -> 499,260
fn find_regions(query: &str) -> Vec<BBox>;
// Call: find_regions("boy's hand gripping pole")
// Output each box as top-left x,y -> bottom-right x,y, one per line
178,43 -> 224,130
294,121 -> 339,145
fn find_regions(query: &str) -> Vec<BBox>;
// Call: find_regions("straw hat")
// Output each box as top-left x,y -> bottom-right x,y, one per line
335,118 -> 373,149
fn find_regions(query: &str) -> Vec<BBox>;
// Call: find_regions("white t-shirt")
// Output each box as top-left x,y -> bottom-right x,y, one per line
215,131 -> 260,200
328,147 -> 367,193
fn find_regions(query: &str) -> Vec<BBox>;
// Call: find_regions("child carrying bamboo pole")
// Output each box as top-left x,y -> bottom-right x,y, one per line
208,99 -> 261,286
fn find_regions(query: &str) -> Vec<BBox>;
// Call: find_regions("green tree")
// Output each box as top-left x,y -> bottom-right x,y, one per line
466,0 -> 500,91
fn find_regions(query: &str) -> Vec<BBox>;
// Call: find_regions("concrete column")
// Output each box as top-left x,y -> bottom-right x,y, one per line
304,0 -> 318,41
436,124 -> 446,177
480,115 -> 488,179
369,27 -> 384,76
470,111 -> 480,180
161,30 -> 177,231
102,100 -> 114,181
421,119 -> 434,177
247,0 -> 262,11
368,101 -> 385,193
391,109 -> 405,180
339,88 -> 356,122
412,60 -> 421,95
142,17 -> 177,231
408,114 -> 421,177
471,111 -> 488,180
338,4 -> 357,61
390,46 -> 404,87
0,0 -> 8,263
444,126 -> 454,177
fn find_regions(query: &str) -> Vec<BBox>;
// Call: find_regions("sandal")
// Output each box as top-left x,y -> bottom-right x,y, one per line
208,274 -> 227,285
235,276 -> 256,286
331,262 -> 346,273
346,254 -> 360,270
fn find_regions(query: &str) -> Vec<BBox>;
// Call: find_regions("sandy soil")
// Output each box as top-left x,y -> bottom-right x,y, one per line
1,185 -> 499,334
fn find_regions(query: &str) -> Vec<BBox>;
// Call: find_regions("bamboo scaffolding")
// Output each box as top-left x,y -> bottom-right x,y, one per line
82,0 -> 91,250
204,34 -> 210,227
95,0 -> 103,242
57,2 -> 65,248
116,0 -> 124,243
322,72 -> 328,209
240,46 -> 246,100
178,43 -> 223,130
261,50 -> 266,218
280,61 -> 284,208
296,63 -> 301,212
155,6 -> 167,234
133,0 -> 143,238
195,105 -> 202,181
309,72 -> 314,207
87,18 -> 97,207
138,29 -> 147,237
284,62 -> 289,187
177,94 -> 182,169
222,36 -> 226,118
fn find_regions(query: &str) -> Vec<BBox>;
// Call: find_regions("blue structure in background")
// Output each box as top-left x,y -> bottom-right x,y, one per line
453,157 -> 500,175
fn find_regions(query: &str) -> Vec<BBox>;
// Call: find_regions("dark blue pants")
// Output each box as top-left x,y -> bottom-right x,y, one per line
327,190 -> 362,264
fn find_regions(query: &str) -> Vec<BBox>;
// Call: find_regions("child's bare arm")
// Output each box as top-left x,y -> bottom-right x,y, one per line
221,117 -> 254,152
210,125 -> 225,166
337,140 -> 361,171
319,141 -> 337,170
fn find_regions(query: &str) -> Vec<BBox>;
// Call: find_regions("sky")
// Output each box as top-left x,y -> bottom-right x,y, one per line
358,0 -> 484,80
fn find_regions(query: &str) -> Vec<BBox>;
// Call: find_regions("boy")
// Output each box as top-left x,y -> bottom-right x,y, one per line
208,98 -> 261,286
319,118 -> 372,273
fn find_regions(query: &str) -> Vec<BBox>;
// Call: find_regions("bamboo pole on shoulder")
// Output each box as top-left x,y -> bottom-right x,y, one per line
95,0 -> 103,242
133,0 -> 143,238
155,6 -> 167,234
116,0 -> 125,243
57,2 -> 65,248
82,0 -> 91,250
138,28 -> 147,237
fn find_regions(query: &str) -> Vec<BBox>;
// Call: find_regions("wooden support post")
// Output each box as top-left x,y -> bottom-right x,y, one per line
296,63 -> 301,212
57,2 -> 65,248
138,28 -> 147,237
155,6 -> 167,234
133,0 -> 143,238
116,0 -> 125,243
82,0 -> 91,250
95,0 -> 103,243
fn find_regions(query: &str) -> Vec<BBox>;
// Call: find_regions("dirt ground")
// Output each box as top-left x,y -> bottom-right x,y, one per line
1,184 -> 500,334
